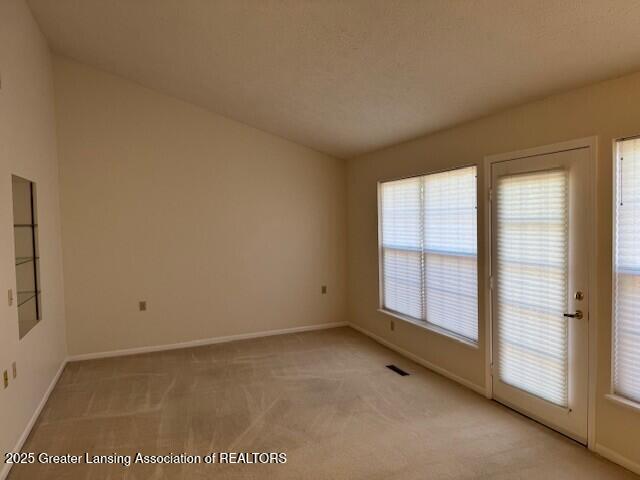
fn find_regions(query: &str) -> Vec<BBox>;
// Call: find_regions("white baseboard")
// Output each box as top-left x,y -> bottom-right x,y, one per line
347,322 -> 486,396
68,322 -> 348,362
1,358 -> 67,480
595,443 -> 640,475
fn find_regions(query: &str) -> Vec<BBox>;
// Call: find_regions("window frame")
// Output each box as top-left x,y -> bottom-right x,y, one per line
377,163 -> 480,348
609,136 -> 640,410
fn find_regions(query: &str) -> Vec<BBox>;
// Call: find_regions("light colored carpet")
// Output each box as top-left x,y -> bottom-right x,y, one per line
9,326 -> 637,479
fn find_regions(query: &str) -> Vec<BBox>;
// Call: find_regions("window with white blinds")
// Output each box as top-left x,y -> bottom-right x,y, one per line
380,166 -> 478,342
614,138 -> 640,404
495,170 -> 569,407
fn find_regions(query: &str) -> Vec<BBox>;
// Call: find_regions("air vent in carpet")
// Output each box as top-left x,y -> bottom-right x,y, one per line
386,364 -> 409,376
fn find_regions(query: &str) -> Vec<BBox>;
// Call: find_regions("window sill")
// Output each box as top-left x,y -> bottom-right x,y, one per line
605,394 -> 640,414
377,308 -> 479,349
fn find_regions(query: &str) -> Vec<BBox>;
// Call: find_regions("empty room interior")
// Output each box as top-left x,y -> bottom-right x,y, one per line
3,0 -> 640,478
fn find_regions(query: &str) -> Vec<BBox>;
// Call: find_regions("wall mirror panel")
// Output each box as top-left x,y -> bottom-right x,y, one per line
12,175 -> 41,339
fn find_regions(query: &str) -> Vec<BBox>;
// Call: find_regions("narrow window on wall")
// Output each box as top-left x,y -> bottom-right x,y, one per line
614,138 -> 640,403
379,166 -> 478,342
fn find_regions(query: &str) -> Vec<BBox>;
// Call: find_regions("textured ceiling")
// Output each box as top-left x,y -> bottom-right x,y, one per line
27,0 -> 640,158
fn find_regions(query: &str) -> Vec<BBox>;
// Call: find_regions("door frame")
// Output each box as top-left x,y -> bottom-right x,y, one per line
483,136 -> 598,449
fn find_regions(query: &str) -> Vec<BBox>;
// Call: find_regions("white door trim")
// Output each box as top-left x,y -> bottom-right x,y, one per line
483,136 -> 598,450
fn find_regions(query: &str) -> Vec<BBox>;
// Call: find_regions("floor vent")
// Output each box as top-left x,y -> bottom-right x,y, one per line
386,364 -> 409,376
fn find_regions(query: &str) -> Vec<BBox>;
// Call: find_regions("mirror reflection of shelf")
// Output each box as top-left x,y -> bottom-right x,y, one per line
15,256 -> 39,266
13,175 -> 41,340
17,290 -> 41,307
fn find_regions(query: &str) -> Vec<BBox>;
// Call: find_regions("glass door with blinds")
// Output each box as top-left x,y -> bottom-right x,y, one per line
490,147 -> 590,443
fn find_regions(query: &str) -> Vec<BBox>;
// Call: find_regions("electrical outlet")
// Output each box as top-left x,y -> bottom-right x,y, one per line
321,285 -> 327,294
12,362 -> 17,379
390,319 -> 395,331
8,288 -> 13,306
139,301 -> 147,311
3,370 -> 8,389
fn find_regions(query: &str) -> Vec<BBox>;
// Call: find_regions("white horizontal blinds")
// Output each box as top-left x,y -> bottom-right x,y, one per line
380,166 -> 478,342
423,167 -> 478,340
381,177 -> 423,319
614,139 -> 640,403
496,169 -> 569,407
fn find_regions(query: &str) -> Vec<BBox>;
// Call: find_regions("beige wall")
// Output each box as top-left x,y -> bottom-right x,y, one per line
348,71 -> 640,467
54,57 -> 347,356
0,0 -> 67,472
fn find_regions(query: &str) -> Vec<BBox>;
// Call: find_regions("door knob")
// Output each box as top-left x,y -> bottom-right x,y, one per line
563,310 -> 583,320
